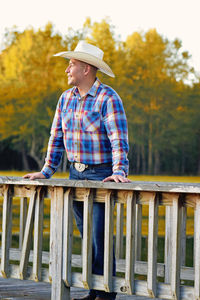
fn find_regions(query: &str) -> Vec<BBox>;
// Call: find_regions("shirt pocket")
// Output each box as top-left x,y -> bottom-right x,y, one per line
81,111 -> 101,132
61,109 -> 73,130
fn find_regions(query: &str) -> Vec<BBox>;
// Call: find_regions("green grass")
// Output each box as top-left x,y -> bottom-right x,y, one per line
0,170 -> 200,183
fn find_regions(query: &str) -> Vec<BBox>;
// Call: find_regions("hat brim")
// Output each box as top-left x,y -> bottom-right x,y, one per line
53,51 -> 115,78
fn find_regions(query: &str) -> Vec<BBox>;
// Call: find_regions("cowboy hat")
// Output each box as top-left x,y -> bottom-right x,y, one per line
53,41 -> 115,78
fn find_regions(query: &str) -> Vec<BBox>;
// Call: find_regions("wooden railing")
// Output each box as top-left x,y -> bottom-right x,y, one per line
0,176 -> 200,300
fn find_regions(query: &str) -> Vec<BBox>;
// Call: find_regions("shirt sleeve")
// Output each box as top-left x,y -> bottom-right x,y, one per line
41,95 -> 65,178
103,92 -> 129,177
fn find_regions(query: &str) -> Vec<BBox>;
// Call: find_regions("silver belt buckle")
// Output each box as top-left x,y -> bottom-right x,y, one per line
74,162 -> 87,172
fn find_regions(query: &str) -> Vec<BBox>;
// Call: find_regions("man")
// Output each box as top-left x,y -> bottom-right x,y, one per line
24,41 -> 130,300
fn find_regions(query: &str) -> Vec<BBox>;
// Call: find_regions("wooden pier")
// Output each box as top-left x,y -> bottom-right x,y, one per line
0,176 -> 200,299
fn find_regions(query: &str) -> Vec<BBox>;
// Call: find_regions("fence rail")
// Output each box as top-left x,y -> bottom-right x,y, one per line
0,176 -> 200,299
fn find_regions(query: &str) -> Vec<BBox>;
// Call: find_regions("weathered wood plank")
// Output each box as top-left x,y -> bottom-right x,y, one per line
115,203 -> 124,259
0,277 -> 171,299
147,193 -> 158,298
19,187 -> 37,280
164,205 -> 173,284
194,196 -> 200,299
50,186 -> 70,300
48,186 -> 54,282
32,187 -> 44,281
19,197 -> 28,250
104,190 -> 114,292
1,176 -> 200,194
1,184 -> 13,277
180,206 -> 187,267
82,188 -> 93,289
62,188 -> 73,286
171,194 -> 182,300
125,191 -> 136,294
135,203 -> 142,260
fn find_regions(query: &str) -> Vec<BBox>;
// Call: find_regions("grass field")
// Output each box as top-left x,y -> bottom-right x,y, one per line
0,170 -> 200,182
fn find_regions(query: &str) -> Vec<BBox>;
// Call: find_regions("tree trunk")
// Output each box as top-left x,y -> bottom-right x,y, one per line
21,141 -> 30,171
154,149 -> 160,175
148,121 -> 153,174
29,135 -> 44,169
136,145 -> 140,174
141,144 -> 146,174
197,134 -> 200,175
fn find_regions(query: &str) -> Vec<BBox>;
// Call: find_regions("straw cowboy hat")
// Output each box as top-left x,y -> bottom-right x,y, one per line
53,41 -> 115,78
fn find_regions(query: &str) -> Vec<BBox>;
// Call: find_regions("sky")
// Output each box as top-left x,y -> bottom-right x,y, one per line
0,0 -> 200,76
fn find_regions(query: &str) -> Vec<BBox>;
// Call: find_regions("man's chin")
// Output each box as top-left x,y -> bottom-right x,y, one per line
68,79 -> 74,86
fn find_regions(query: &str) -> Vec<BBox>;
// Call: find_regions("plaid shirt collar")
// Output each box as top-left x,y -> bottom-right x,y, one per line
72,78 -> 101,98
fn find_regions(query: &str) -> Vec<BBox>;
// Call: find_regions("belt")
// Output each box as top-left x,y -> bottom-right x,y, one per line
72,162 -> 112,172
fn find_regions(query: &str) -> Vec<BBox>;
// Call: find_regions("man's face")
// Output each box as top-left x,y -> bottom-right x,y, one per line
65,59 -> 86,86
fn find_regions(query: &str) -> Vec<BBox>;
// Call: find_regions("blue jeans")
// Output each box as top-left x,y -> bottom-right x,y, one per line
69,164 -> 117,300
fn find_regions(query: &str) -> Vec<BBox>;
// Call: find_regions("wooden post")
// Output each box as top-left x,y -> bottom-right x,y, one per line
135,203 -> 142,261
62,188 -> 73,287
194,196 -> 200,300
125,191 -> 136,294
147,192 -> 158,298
49,187 -> 54,282
104,190 -> 114,293
51,186 -> 70,300
115,203 -> 124,259
19,187 -> 37,279
171,194 -> 182,300
32,187 -> 44,281
180,206 -> 187,267
1,185 -> 13,277
82,188 -> 93,289
19,197 -> 28,250
165,205 -> 173,283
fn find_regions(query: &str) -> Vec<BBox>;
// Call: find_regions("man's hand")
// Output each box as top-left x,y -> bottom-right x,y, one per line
103,174 -> 131,183
23,172 -> 46,180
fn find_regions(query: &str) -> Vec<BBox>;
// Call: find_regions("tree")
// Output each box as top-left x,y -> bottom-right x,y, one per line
120,29 -> 194,174
0,23 -> 66,169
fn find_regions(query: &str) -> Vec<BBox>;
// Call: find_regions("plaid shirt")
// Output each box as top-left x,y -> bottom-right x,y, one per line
41,78 -> 129,178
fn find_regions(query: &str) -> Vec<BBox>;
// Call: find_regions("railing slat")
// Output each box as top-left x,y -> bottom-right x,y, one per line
171,194 -> 182,300
115,203 -> 124,259
32,187 -> 44,281
1,185 -> 13,277
194,195 -> 200,299
165,205 -> 173,283
82,188 -> 93,289
125,191 -> 136,294
181,206 -> 187,267
104,190 -> 114,292
135,203 -> 142,261
49,186 -> 54,282
19,187 -> 37,279
62,188 -> 73,286
50,187 -> 70,300
147,192 -> 158,298
19,197 -> 28,250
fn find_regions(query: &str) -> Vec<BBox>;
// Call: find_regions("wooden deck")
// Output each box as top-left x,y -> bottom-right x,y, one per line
0,277 -> 161,300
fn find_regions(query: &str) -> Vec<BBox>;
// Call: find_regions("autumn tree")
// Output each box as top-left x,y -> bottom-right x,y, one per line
121,29 -> 194,174
0,23 -> 67,169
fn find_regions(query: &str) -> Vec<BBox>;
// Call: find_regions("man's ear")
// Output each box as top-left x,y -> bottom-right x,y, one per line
84,64 -> 90,76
